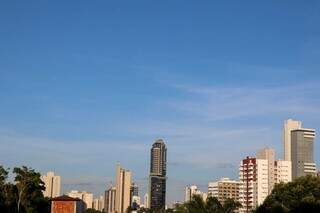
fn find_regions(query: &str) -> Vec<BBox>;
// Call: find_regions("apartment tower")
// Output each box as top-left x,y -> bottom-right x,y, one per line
41,171 -> 61,198
239,157 -> 269,213
149,139 -> 167,211
283,119 -> 302,161
291,129 -> 317,178
105,186 -> 116,213
115,163 -> 132,213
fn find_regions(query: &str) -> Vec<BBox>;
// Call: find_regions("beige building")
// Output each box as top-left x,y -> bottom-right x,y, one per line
256,148 -> 276,194
41,171 -> 61,198
208,178 -> 241,205
283,119 -> 302,161
115,163 -> 132,213
93,196 -> 104,211
105,186 -> 116,213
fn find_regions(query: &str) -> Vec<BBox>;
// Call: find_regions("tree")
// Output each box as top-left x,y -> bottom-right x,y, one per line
13,166 -> 49,213
0,166 -> 9,212
84,208 -> 103,213
137,207 -> 152,213
222,198 -> 242,213
173,195 -> 241,213
255,175 -> 320,213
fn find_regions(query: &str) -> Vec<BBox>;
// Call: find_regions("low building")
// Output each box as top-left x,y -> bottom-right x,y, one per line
51,195 -> 85,213
208,177 -> 241,204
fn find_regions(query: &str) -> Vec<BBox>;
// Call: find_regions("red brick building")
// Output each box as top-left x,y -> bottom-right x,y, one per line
51,195 -> 85,213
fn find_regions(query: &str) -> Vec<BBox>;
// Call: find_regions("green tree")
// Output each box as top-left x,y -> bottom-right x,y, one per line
222,198 -> 242,213
0,166 -> 9,211
255,175 -> 320,213
173,195 -> 241,213
137,207 -> 152,213
13,166 -> 50,213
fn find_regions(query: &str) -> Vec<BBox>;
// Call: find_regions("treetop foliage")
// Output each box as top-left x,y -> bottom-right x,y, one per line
255,175 -> 320,213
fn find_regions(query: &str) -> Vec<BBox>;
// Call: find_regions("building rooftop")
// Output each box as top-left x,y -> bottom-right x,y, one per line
51,195 -> 82,201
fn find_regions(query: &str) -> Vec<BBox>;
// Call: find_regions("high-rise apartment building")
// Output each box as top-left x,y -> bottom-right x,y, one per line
274,160 -> 292,183
207,178 -> 241,205
93,199 -> 99,211
105,186 -> 116,213
67,190 -> 93,209
130,183 -> 139,197
130,183 -> 139,209
239,154 -> 292,213
256,148 -> 275,194
291,129 -> 317,178
93,196 -> 104,211
149,139 -> 167,211
115,163 -> 132,213
41,171 -> 61,198
283,119 -> 302,161
239,157 -> 269,213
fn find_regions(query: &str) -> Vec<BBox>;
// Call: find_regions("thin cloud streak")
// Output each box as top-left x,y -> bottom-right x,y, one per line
170,82 -> 320,121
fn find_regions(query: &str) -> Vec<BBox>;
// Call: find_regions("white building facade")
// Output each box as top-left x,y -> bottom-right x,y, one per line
239,155 -> 292,213
41,171 -> 61,198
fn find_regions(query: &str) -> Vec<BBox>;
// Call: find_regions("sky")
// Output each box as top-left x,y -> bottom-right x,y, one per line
0,0 -> 320,204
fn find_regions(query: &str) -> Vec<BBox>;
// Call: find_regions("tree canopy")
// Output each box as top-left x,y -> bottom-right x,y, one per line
255,175 -> 320,213
0,165 -> 50,213
173,195 -> 241,213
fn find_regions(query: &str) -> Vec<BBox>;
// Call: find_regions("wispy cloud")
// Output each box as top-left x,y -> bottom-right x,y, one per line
169,82 -> 320,121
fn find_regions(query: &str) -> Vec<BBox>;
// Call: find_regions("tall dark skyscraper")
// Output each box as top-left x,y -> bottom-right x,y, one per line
148,139 -> 167,211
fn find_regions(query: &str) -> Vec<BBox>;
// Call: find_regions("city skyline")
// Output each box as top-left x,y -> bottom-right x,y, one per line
1,0 -> 320,205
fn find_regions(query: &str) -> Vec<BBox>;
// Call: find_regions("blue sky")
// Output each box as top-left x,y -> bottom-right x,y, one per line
1,0 -> 320,204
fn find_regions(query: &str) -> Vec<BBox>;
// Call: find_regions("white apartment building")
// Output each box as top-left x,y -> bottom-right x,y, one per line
239,157 -> 269,213
239,153 -> 292,213
185,185 -> 207,202
68,190 -> 93,209
274,160 -> 292,183
185,185 -> 198,202
41,171 -> 61,198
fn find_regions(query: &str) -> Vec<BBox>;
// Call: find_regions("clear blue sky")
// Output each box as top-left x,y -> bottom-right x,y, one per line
1,0 -> 320,203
